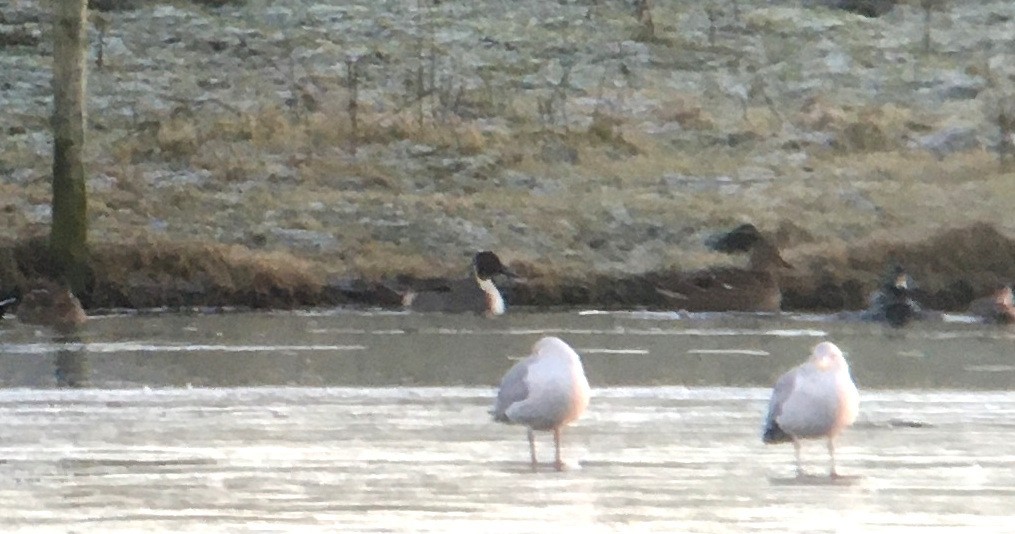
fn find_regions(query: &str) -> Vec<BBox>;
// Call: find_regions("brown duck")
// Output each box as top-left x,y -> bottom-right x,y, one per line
655,224 -> 792,312
967,284 -> 1015,324
16,280 -> 88,332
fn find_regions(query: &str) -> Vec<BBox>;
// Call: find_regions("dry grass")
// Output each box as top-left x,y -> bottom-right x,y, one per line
92,238 -> 327,308
0,235 -> 329,309
5,0 -> 1015,310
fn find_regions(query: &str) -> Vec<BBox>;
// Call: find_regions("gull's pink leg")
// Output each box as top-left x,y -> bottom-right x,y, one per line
793,439 -> 804,477
528,428 -> 537,472
553,427 -> 564,472
828,438 -> 839,478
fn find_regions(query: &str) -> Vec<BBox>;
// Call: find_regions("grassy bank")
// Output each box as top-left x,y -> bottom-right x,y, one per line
3,221 -> 1014,312
2,0 -> 1015,311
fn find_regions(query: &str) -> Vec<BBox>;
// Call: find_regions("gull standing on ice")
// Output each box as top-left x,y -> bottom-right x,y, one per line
492,336 -> 591,472
762,341 -> 859,478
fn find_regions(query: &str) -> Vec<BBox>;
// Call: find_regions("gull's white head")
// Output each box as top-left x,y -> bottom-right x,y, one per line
533,336 -> 581,362
809,341 -> 847,371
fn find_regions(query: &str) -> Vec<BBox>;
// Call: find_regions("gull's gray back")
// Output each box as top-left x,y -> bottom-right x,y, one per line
492,358 -> 530,423
773,365 -> 840,438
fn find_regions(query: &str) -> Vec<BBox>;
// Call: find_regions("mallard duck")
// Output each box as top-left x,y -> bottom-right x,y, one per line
655,225 -> 792,312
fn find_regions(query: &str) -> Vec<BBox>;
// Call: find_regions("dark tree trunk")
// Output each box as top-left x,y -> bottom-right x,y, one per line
51,0 -> 90,292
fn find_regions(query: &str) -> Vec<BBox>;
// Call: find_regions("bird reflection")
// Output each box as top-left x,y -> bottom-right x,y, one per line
53,332 -> 88,388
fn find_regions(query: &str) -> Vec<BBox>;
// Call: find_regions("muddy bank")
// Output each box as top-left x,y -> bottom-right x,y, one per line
2,223 -> 1012,313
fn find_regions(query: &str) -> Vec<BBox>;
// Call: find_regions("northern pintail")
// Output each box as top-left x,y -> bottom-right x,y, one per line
762,341 -> 860,478
492,336 -> 591,472
403,251 -> 516,317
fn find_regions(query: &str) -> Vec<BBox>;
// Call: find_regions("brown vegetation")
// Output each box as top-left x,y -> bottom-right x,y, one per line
7,222 -> 1011,313
0,235 -> 331,310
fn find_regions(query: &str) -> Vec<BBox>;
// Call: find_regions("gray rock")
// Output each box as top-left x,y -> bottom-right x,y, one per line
736,166 -> 777,183
602,201 -> 633,226
661,173 -> 718,194
538,138 -> 579,165
934,70 -> 985,101
145,169 -> 212,189
838,189 -> 880,213
149,219 -> 169,232
98,36 -> 131,60
260,6 -> 295,28
88,173 -> 118,193
26,203 -> 51,224
823,49 -> 852,74
439,217 -> 494,249
150,5 -> 193,21
914,125 -> 982,158
498,170 -> 564,196
6,168 -> 39,185
271,228 -> 340,252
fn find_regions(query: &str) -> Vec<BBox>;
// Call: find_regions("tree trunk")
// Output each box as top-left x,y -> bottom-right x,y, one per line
51,0 -> 89,292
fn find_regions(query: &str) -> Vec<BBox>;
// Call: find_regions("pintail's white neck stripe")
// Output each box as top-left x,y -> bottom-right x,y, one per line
477,277 -> 505,315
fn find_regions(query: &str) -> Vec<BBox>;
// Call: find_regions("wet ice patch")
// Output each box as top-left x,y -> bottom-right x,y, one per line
963,365 -> 1015,373
0,342 -> 366,355
579,348 -> 650,355
687,349 -> 770,356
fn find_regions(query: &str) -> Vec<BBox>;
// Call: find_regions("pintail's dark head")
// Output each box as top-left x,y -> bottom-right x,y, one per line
886,264 -> 912,291
473,251 -> 516,280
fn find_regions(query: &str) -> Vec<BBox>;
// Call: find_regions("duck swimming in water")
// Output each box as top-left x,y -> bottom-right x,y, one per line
967,283 -> 1015,325
403,251 -> 516,317
862,264 -> 922,327
656,224 -> 792,312
15,280 -> 88,333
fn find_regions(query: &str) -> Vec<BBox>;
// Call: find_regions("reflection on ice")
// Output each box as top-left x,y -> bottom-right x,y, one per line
0,386 -> 1012,533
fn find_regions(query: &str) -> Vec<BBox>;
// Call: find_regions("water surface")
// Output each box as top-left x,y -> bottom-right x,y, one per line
0,310 -> 1013,532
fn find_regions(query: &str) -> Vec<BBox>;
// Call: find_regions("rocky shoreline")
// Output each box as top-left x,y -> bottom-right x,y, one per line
2,0 -> 1015,313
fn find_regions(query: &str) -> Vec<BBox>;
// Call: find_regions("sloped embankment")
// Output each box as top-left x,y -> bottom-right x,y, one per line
1,223 -> 1012,312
